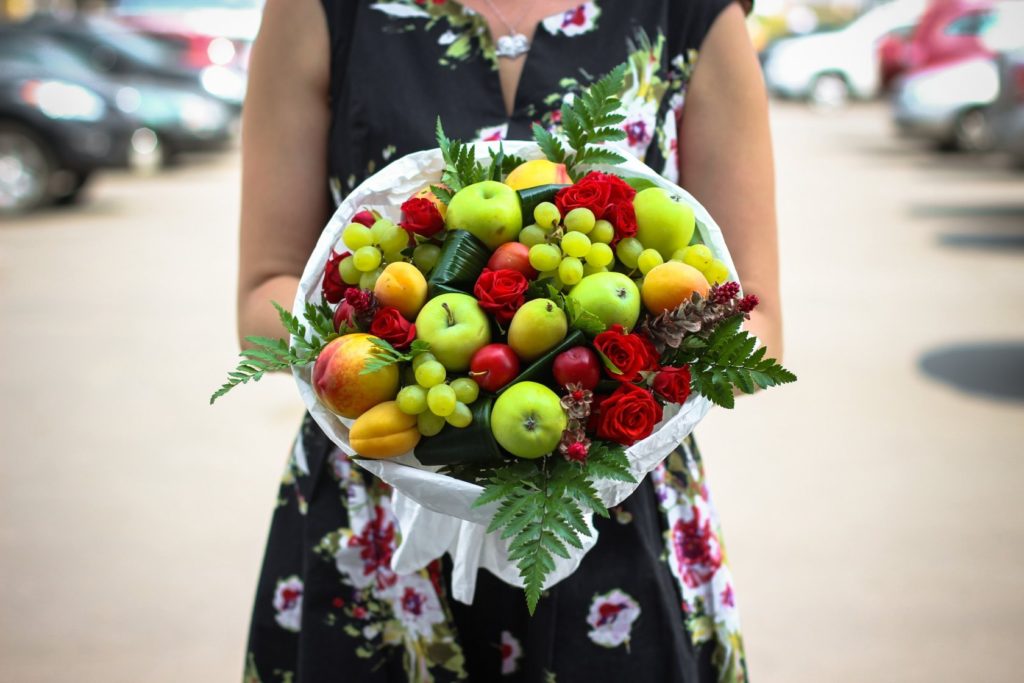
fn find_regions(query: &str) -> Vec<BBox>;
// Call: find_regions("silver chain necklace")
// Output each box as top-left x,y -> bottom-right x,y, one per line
480,0 -> 532,59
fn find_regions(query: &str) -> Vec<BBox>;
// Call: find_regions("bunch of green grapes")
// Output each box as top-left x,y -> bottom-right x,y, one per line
671,244 -> 730,285
520,203 -> 616,288
410,243 -> 442,275
337,218 -> 410,289
396,352 -> 480,435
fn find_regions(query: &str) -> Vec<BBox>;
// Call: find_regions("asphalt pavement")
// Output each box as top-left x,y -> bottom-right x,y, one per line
1,102 -> 1023,682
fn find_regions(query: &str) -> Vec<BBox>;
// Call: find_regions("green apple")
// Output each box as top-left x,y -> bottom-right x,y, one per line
633,187 -> 696,260
445,180 -> 523,250
507,298 -> 567,361
568,272 -> 640,332
490,381 -> 567,459
415,293 -> 491,371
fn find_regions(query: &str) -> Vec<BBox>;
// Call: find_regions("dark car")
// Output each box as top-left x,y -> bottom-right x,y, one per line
0,29 -> 235,162
18,13 -> 245,109
0,60 -> 149,213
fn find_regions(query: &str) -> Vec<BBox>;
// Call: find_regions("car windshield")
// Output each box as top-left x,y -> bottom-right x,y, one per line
0,34 -> 101,82
84,16 -> 178,66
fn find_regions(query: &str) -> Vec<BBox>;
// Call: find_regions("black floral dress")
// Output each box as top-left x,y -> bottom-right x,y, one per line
245,2 -> 748,682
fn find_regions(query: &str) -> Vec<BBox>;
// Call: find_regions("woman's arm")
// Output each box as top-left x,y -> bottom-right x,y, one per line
679,3 -> 783,360
236,0 -> 333,348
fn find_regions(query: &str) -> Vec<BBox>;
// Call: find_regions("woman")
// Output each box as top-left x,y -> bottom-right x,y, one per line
238,0 -> 781,681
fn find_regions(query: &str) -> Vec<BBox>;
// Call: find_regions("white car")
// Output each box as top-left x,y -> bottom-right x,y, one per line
763,0 -> 927,106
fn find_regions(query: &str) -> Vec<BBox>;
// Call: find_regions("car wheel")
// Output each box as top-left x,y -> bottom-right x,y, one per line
0,123 -> 54,215
809,73 -> 850,109
953,108 -> 994,152
52,171 -> 93,206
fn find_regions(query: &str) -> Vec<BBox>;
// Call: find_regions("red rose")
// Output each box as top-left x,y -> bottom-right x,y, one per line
555,174 -> 611,217
322,250 -> 350,304
593,324 -> 659,383
400,197 -> 445,238
473,268 -> 528,325
370,306 -> 416,350
652,365 -> 692,404
596,383 -> 663,446
607,201 -> 637,242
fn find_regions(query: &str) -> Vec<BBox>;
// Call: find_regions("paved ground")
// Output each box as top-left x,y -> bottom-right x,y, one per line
1,102 -> 1023,682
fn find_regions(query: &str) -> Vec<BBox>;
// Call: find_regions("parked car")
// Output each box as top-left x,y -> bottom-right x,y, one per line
18,13 -> 246,109
0,61 -> 147,213
0,30 -> 234,161
763,0 -> 927,106
892,56 -> 1000,150
111,0 -> 262,73
984,3 -> 1024,166
906,0 -> 998,71
878,25 -> 916,90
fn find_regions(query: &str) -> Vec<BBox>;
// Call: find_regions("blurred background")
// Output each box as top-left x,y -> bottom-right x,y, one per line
1,0 -> 1022,681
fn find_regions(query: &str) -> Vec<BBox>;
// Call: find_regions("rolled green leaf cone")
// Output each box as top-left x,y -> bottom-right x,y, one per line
496,330 -> 586,395
414,395 -> 505,465
516,184 -> 569,224
427,229 -> 491,294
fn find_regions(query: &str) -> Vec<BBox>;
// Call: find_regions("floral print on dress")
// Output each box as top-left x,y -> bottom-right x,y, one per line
316,447 -> 468,681
272,576 -> 304,632
500,630 -> 523,675
475,122 -> 508,142
651,442 -> 748,682
371,0 -> 496,68
586,589 -> 641,649
541,3 -> 601,37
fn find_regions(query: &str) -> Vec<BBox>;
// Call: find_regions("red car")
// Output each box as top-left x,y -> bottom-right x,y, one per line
879,0 -> 997,88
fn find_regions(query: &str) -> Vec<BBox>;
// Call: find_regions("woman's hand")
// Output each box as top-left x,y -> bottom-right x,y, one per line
679,2 -> 784,362
236,0 -> 333,349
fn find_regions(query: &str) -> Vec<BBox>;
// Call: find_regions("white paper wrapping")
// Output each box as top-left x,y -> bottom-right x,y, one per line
292,141 -> 738,604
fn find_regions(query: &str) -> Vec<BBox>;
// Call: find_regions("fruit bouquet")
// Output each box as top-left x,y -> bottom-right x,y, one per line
213,65 -> 794,613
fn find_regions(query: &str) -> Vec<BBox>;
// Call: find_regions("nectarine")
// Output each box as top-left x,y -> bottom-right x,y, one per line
312,334 -> 399,419
504,159 -> 571,191
641,262 -> 710,314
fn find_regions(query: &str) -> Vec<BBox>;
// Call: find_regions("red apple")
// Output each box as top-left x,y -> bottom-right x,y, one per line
469,343 -> 520,392
487,242 -> 537,279
552,346 -> 601,390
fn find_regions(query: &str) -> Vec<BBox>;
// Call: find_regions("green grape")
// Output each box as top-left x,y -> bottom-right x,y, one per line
396,385 -> 428,415
564,207 -> 596,234
703,259 -> 730,285
383,250 -> 407,265
615,237 -> 644,269
338,255 -> 361,285
538,268 -> 559,282
446,402 -> 473,428
427,384 -> 457,417
682,244 -> 713,271
533,201 -> 561,230
358,267 -> 382,290
560,231 -> 591,258
412,243 -> 441,272
380,225 -> 410,253
670,248 -> 689,262
582,262 -> 608,276
342,223 -> 373,251
450,377 -> 479,404
586,242 -> 614,268
518,224 -> 548,247
414,360 -> 446,388
590,219 -> 615,244
353,245 -> 382,272
558,256 -> 584,285
417,411 -> 446,437
529,243 -> 561,272
369,219 -> 395,245
411,352 -> 436,371
637,248 -> 664,275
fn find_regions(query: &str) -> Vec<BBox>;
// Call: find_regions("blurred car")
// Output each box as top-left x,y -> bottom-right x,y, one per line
0,61 -> 150,213
18,13 -> 246,109
0,30 -> 234,161
111,0 -> 263,73
878,25 -> 916,90
984,3 -> 1024,167
905,0 -> 998,71
893,56 -> 1000,150
763,0 -> 927,106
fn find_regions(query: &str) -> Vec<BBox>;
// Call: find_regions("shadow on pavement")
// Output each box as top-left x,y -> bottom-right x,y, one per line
919,342 -> 1024,402
909,203 -> 1024,251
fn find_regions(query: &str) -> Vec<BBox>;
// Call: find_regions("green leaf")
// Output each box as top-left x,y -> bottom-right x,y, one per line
430,183 -> 453,206
531,123 -> 567,164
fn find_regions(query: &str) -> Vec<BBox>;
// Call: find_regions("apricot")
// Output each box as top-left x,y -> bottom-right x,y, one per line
312,334 -> 399,419
349,401 -> 421,458
641,261 -> 710,314
374,262 -> 428,319
504,159 -> 571,191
